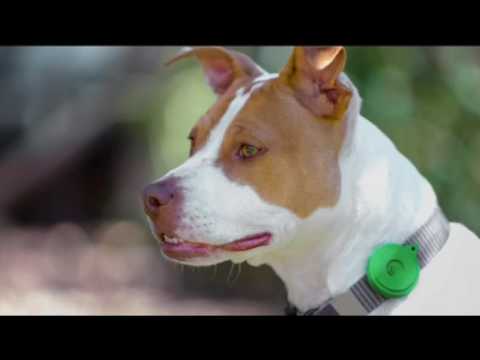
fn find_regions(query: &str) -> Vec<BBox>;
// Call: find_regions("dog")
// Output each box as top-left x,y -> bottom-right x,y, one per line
143,46 -> 480,315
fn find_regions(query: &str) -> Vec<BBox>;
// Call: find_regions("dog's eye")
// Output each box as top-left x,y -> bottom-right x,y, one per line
238,144 -> 261,159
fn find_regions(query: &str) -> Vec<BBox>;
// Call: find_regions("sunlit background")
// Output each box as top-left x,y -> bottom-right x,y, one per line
0,46 -> 478,314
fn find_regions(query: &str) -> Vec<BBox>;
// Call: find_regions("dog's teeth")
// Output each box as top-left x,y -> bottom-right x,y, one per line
164,235 -> 180,244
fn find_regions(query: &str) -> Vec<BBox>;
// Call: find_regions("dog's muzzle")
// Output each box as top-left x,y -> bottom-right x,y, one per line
142,176 -> 273,263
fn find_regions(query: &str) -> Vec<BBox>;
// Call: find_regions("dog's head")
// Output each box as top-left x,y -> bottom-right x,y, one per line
143,46 -> 356,266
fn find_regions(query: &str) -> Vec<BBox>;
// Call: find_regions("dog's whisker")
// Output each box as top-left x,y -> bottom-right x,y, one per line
226,262 -> 235,286
226,263 -> 242,286
210,264 -> 218,280
232,263 -> 242,284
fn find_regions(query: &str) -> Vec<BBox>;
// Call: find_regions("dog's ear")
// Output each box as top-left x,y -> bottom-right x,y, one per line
166,46 -> 263,96
278,46 -> 352,120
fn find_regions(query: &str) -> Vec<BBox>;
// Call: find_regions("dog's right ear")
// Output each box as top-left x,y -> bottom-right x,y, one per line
278,46 -> 352,120
166,47 -> 263,96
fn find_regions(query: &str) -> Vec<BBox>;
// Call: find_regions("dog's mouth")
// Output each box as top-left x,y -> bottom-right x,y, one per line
159,232 -> 272,261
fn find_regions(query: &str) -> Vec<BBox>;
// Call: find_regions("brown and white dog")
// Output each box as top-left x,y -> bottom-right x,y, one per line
143,46 -> 480,315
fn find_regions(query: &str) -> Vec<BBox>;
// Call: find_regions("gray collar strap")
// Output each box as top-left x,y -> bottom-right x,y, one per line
286,207 -> 450,316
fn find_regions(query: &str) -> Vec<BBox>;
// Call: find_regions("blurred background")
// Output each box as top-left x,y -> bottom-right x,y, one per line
0,46 -> 478,315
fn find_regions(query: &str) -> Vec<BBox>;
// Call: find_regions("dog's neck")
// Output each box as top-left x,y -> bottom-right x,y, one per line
248,76 -> 438,313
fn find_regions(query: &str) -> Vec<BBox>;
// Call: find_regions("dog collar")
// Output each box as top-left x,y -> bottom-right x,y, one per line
285,207 -> 450,316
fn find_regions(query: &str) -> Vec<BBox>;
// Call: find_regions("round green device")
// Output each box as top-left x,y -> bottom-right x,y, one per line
367,243 -> 420,298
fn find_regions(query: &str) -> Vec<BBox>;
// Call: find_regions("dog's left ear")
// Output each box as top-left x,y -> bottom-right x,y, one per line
279,46 -> 352,120
166,46 -> 263,96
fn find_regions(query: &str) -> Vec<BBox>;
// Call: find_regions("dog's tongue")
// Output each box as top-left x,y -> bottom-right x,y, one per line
221,233 -> 272,252
162,241 -> 212,259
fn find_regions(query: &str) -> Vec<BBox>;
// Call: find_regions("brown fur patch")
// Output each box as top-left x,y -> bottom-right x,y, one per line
217,79 -> 350,218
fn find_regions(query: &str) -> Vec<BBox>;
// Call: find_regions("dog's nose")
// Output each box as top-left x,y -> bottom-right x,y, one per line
143,177 -> 179,216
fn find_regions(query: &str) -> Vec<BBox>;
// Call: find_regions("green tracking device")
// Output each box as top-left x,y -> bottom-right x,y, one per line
367,243 -> 420,299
